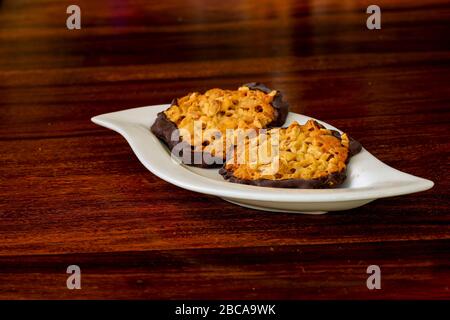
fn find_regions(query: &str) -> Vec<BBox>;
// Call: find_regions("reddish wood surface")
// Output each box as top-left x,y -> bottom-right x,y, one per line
0,0 -> 449,299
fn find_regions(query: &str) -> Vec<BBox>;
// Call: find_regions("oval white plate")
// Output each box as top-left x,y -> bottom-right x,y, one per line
92,105 -> 434,214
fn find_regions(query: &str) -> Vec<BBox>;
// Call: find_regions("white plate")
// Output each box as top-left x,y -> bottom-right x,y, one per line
92,105 -> 434,214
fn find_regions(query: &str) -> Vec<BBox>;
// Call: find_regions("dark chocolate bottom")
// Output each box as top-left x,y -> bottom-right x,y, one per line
219,168 -> 347,189
150,111 -> 224,168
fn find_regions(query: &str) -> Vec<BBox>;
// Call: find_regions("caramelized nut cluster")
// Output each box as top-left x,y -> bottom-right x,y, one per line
164,86 -> 278,158
224,120 -> 351,182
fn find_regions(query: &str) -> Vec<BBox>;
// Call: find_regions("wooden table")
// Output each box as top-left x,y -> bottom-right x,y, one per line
0,0 -> 449,299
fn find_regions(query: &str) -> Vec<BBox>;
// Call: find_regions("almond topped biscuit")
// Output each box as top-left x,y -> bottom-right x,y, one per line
219,120 -> 362,188
151,83 -> 289,167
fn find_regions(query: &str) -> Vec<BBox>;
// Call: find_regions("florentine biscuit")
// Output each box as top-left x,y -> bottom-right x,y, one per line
219,120 -> 362,188
151,83 -> 289,167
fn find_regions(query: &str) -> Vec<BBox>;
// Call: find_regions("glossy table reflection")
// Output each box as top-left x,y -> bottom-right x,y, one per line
0,0 -> 449,299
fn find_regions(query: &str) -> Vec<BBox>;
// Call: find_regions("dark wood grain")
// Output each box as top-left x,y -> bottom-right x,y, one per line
0,0 -> 449,299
